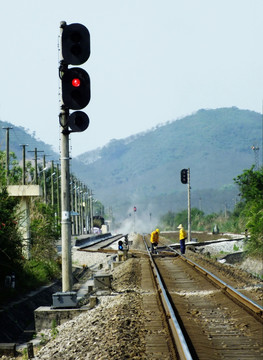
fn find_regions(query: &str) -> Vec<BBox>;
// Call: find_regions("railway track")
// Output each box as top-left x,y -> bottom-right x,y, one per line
143,235 -> 263,359
77,232 -> 263,358
24,232 -> 261,359
76,233 -> 126,251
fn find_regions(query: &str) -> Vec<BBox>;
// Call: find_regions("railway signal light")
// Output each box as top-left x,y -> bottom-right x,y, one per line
68,111 -> 89,132
181,169 -> 188,184
60,22 -> 91,132
118,241 -> 123,251
62,23 -> 90,65
62,67 -> 91,110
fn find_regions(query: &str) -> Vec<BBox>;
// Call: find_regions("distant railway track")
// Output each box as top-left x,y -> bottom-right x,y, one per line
77,233 -> 126,251
143,235 -> 263,359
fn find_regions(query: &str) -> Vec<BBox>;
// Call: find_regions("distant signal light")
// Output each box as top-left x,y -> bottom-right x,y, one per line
181,168 -> 188,184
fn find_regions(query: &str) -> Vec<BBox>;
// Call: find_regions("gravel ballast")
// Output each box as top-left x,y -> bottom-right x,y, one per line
1,233 -> 262,360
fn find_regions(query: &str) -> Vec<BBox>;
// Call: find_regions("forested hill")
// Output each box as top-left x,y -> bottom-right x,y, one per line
0,122 -> 57,161
73,107 -> 262,219
1,108 -> 261,221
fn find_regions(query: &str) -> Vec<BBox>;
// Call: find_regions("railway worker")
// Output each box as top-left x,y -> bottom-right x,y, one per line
177,224 -> 187,254
150,228 -> 160,254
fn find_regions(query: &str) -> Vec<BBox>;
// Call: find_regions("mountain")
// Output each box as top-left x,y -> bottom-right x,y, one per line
72,107 -> 262,221
1,108 -> 261,224
0,121 -> 58,161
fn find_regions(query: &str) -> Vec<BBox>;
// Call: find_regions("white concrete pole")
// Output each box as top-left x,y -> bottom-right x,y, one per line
187,168 -> 191,242
60,21 -> 72,292
60,114 -> 72,292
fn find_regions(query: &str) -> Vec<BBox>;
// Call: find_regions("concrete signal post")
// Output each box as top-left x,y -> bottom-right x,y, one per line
180,168 -> 191,242
59,21 -> 91,293
187,168 -> 191,242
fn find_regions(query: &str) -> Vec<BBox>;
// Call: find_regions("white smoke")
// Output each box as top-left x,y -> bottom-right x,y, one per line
114,204 -> 160,235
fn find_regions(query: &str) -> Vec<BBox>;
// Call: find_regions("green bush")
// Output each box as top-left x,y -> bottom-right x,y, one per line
0,186 -> 24,287
23,259 -> 61,288
243,200 -> 263,257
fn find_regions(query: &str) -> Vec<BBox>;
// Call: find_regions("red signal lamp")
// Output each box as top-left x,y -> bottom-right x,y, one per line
72,78 -> 81,87
62,67 -> 90,110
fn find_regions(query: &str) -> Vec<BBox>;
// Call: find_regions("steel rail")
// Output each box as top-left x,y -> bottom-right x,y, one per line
78,234 -> 124,250
159,241 -> 263,319
143,236 -> 193,360
99,234 -> 127,249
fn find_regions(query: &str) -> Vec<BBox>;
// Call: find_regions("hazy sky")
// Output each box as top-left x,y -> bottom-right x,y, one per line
0,0 -> 262,156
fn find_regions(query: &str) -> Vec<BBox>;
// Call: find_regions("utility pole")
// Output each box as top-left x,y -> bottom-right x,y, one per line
89,189 -> 94,233
43,155 -> 47,203
74,181 -> 79,235
180,168 -> 191,241
3,126 -> 12,184
51,160 -> 55,206
70,175 -> 75,235
20,144 -> 28,185
56,163 -> 61,225
84,185 -> 88,234
34,148 -> 38,184
79,183 -> 84,235
133,206 -> 137,233
251,145 -> 259,170
88,191 -> 91,233
78,182 -> 82,234
28,148 -> 44,184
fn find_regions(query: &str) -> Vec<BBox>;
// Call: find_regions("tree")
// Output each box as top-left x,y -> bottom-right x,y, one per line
0,149 -> 60,301
244,201 -> 263,256
0,151 -> 23,186
234,166 -> 263,202
0,187 -> 23,286
234,166 -> 263,257
30,201 -> 60,261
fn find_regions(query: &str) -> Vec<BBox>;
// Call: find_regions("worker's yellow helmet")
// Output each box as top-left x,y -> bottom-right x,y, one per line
156,228 -> 160,233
